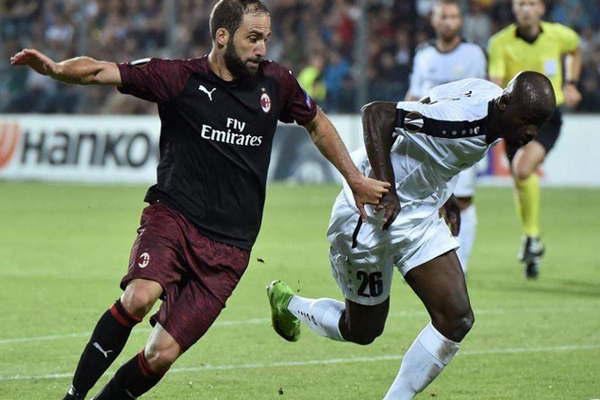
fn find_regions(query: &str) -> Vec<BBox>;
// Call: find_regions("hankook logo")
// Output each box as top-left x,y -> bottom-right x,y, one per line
0,122 -> 21,170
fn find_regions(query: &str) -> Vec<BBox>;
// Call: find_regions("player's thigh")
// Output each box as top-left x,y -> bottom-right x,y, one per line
343,297 -> 390,338
152,278 -> 235,353
404,250 -> 473,339
120,203 -> 187,311
147,228 -> 250,352
120,279 -> 163,318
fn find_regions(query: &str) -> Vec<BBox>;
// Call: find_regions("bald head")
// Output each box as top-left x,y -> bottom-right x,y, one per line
492,71 -> 556,146
507,71 -> 555,126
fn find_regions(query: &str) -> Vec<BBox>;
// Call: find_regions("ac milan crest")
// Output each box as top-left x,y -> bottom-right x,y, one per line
260,92 -> 271,113
137,252 -> 150,269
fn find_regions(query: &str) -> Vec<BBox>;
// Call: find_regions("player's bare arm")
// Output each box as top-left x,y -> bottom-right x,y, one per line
361,101 -> 400,229
303,107 -> 390,221
10,48 -> 121,86
563,46 -> 582,108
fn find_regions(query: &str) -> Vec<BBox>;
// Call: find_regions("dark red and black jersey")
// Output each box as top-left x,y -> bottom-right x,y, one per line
117,56 -> 317,249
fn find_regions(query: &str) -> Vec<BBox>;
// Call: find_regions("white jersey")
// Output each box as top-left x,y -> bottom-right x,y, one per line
328,78 -> 502,258
408,41 -> 487,99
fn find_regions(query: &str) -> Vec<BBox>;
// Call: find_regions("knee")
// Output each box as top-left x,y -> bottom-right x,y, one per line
433,309 -> 474,342
144,341 -> 181,374
348,324 -> 385,346
121,287 -> 158,319
513,164 -> 533,181
454,310 -> 474,339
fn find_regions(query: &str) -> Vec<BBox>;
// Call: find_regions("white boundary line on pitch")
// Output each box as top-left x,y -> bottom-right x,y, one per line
0,343 -> 598,382
0,305 -> 597,346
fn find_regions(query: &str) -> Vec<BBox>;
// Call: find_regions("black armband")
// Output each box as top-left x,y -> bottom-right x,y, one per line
396,108 -> 489,139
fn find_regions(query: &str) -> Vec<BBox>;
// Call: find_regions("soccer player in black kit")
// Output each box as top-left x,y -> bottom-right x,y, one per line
11,1 -> 390,399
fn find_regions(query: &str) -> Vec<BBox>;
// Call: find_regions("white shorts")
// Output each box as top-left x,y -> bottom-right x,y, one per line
453,166 -> 477,198
329,216 -> 459,306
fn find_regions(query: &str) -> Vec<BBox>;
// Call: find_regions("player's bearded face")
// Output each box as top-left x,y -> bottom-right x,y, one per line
224,13 -> 271,80
225,37 -> 256,79
432,5 -> 462,42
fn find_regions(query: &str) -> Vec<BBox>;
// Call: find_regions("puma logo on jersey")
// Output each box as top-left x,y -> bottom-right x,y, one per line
93,342 -> 114,359
199,85 -> 216,101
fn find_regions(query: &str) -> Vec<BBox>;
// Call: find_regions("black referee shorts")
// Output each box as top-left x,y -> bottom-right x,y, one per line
505,108 -> 563,162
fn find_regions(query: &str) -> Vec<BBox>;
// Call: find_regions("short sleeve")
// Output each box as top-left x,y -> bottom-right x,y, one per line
487,36 -> 505,82
277,68 -> 318,125
117,58 -> 191,103
555,24 -> 580,54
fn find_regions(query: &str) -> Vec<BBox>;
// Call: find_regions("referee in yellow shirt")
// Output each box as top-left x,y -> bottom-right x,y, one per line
488,0 -> 582,279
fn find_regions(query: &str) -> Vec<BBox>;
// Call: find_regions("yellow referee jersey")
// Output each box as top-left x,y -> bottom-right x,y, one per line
488,21 -> 580,105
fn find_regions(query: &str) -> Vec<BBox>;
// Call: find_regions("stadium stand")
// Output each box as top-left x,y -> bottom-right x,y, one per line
1,0 -> 599,113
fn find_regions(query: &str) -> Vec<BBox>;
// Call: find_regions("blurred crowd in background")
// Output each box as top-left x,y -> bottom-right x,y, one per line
1,0 -> 599,114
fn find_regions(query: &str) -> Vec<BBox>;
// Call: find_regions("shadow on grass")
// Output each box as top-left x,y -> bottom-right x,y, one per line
480,278 -> 600,299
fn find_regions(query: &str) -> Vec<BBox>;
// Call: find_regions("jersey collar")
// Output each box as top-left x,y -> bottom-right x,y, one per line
432,37 -> 466,54
515,24 -> 544,44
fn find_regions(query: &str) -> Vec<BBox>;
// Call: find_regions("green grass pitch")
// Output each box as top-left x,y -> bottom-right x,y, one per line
0,182 -> 599,399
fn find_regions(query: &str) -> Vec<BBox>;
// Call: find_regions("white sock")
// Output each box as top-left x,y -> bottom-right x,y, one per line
456,204 -> 477,273
287,295 -> 345,341
383,323 -> 460,400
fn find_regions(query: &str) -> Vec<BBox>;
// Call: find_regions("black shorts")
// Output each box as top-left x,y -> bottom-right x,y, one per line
505,108 -> 563,162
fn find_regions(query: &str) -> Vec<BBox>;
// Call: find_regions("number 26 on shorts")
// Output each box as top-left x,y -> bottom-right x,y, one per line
356,271 -> 383,297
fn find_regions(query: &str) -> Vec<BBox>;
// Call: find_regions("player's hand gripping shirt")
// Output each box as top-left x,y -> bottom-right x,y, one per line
328,78 -> 502,255
488,22 -> 579,106
408,41 -> 487,99
118,57 -> 317,249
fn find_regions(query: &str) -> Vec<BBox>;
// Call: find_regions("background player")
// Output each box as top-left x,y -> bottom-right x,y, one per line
268,72 -> 556,399
488,0 -> 582,278
10,1 -> 389,399
405,0 -> 487,272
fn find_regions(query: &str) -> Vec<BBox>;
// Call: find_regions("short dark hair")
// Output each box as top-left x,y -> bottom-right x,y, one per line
209,0 -> 270,40
512,71 -> 556,126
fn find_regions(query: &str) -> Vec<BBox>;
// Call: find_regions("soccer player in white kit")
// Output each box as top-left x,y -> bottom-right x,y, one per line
405,0 -> 487,272
268,72 -> 556,399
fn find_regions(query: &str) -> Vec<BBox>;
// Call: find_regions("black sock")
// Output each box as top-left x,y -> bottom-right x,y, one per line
94,352 -> 166,399
69,300 -> 141,397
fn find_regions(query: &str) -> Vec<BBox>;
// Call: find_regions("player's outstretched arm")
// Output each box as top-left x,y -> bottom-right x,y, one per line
303,108 -> 390,221
10,48 -> 121,86
362,101 -> 400,229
